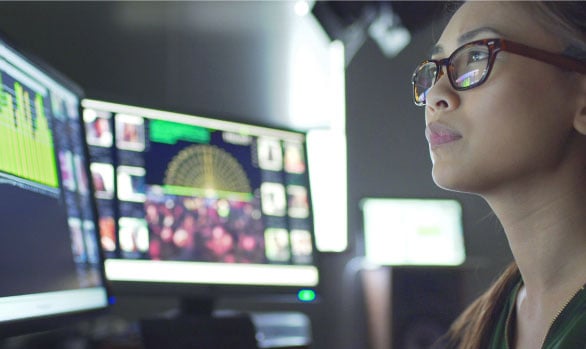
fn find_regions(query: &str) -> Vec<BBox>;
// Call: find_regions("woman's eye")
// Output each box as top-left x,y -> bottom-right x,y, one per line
467,50 -> 489,64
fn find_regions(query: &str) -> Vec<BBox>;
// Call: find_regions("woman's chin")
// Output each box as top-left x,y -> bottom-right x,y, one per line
432,170 -> 472,193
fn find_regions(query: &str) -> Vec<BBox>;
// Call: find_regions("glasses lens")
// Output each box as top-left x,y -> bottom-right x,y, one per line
450,43 -> 490,89
412,61 -> 437,105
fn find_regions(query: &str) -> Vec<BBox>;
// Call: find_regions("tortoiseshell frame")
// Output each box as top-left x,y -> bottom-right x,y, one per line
412,38 -> 586,106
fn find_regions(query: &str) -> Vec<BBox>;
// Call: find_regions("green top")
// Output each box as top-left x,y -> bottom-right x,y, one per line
489,279 -> 586,349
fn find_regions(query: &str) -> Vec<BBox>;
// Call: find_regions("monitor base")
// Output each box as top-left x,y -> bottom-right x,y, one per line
140,312 -> 258,349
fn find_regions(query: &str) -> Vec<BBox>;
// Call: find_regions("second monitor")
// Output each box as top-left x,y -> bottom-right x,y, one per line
82,99 -> 318,304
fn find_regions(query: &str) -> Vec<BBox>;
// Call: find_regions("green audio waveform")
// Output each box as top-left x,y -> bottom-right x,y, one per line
0,73 -> 59,187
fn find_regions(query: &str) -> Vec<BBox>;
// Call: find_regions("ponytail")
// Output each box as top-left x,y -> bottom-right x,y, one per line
441,262 -> 520,348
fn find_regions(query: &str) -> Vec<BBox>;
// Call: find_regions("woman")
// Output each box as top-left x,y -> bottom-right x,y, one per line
410,2 -> 586,348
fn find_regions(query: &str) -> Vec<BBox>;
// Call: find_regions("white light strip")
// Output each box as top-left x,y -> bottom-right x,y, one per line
82,99 -> 305,141
105,259 -> 319,287
307,129 -> 348,252
0,288 -> 108,322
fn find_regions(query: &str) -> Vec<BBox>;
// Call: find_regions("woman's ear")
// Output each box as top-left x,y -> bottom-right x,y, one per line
574,76 -> 586,135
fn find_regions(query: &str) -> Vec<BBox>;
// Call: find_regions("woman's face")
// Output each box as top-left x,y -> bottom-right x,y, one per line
425,2 -> 580,195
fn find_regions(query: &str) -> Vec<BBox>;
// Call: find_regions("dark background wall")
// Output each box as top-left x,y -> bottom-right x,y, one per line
0,2 -> 513,348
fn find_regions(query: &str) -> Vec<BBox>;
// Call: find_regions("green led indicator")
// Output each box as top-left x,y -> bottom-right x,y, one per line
297,289 -> 316,302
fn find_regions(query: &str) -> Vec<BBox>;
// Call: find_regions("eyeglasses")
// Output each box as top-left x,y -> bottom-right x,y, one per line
411,38 -> 586,106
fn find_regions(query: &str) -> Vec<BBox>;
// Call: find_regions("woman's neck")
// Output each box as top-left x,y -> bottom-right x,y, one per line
484,173 -> 586,297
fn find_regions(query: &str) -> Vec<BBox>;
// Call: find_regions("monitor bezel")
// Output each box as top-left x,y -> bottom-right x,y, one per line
81,98 -> 321,303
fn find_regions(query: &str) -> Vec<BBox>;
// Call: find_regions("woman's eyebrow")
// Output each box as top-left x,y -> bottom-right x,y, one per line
429,27 -> 504,57
457,27 -> 503,45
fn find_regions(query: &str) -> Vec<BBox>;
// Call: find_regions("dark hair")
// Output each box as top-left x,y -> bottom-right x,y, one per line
433,2 -> 586,349
431,1 -> 463,42
533,2 -> 586,60
439,262 -> 520,348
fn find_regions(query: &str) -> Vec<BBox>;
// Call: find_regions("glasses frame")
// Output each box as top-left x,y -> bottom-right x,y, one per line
411,38 -> 586,106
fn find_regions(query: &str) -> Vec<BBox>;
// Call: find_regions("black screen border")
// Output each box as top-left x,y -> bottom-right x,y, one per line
82,98 -> 322,304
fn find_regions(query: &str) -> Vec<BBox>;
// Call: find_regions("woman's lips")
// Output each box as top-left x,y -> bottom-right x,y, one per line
425,122 -> 462,148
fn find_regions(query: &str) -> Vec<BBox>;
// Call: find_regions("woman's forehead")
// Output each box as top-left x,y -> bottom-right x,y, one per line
436,2 -> 559,54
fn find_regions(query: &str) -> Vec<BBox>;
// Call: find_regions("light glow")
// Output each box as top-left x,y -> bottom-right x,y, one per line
106,259 -> 319,287
294,1 -> 311,17
307,129 -> 348,252
286,13 -> 348,252
361,198 -> 466,266
0,288 -> 108,322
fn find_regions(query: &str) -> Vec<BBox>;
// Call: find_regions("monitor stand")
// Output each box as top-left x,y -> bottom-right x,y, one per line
140,297 -> 258,349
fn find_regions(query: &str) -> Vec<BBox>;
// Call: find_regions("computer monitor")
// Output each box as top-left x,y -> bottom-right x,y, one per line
361,198 -> 466,266
0,36 -> 109,337
82,99 -> 319,311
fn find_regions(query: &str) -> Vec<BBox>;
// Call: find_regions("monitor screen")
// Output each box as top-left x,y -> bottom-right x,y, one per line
0,37 -> 109,335
82,99 -> 318,297
361,198 -> 466,266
